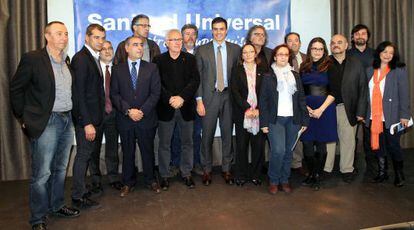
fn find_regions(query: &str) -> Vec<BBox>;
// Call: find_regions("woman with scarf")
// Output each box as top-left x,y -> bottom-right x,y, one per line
364,41 -> 410,187
300,37 -> 337,191
260,44 -> 308,194
230,44 -> 267,187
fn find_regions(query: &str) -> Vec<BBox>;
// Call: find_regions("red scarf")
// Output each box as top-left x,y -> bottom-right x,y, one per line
371,66 -> 390,150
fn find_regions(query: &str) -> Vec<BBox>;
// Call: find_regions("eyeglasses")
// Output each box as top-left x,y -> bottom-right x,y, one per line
276,53 -> 289,57
136,24 -> 151,28
311,47 -> 324,52
167,38 -> 183,42
253,32 -> 265,37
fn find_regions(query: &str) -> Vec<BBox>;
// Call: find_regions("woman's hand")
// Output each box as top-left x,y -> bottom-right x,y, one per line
400,118 -> 409,128
261,127 -> 269,133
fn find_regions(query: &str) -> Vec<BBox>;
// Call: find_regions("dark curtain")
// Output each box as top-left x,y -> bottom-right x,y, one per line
0,0 -> 47,180
331,0 -> 414,148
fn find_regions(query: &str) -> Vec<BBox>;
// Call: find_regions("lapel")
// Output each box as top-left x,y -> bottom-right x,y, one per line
207,42 -> 216,73
383,68 -> 394,101
82,46 -> 102,77
226,41 -> 232,78
122,62 -> 134,91
40,48 -> 55,85
136,61 -> 146,92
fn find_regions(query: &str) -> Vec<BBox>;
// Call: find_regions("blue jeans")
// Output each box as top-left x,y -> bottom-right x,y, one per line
29,112 -> 74,225
267,117 -> 300,185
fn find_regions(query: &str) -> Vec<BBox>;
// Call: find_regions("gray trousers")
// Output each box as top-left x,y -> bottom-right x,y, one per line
158,110 -> 194,178
201,91 -> 233,173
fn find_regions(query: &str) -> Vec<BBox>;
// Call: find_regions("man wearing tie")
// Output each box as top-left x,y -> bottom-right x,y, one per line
110,36 -> 161,197
195,17 -> 240,185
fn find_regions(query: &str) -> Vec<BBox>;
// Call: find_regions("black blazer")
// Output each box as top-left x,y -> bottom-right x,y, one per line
230,64 -> 265,123
110,61 -> 161,130
113,38 -> 161,65
10,48 -> 75,139
71,46 -> 105,127
259,70 -> 309,128
153,52 -> 200,121
328,55 -> 368,126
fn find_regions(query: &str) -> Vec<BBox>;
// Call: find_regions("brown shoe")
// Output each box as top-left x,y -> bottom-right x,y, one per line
120,185 -> 134,197
148,182 -> 161,194
281,183 -> 292,193
222,171 -> 234,185
202,172 -> 212,186
269,184 -> 278,195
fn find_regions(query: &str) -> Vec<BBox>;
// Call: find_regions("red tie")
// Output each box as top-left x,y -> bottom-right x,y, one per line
105,65 -> 112,114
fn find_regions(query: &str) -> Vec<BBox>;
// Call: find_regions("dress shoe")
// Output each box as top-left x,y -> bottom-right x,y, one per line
52,205 -> 80,218
90,183 -> 103,196
120,185 -> 134,197
268,184 -> 278,195
302,175 -> 315,187
110,181 -> 123,191
160,178 -> 170,191
251,179 -> 262,186
72,197 -> 100,209
281,183 -> 292,193
222,172 -> 234,185
235,178 -> 247,186
148,182 -> 161,194
183,176 -> 195,189
32,223 -> 47,230
202,172 -> 212,186
342,172 -> 354,183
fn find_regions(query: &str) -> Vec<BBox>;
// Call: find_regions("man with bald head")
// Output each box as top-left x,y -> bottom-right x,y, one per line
10,21 -> 80,229
153,29 -> 200,190
326,34 -> 367,183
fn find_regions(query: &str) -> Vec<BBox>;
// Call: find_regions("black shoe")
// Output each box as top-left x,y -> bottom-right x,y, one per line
52,205 -> 80,218
235,179 -> 247,186
32,223 -> 47,230
312,174 -> 321,191
251,179 -> 262,186
160,178 -> 169,191
372,173 -> 389,183
302,175 -> 315,187
110,181 -> 123,191
90,183 -> 103,196
183,176 -> 195,189
72,197 -> 100,210
342,172 -> 354,183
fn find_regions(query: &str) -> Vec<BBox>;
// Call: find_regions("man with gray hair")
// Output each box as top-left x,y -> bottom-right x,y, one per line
153,29 -> 200,190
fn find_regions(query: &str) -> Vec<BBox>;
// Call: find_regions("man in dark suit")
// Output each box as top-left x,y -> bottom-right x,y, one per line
153,29 -> 200,190
110,36 -> 161,197
71,24 -> 106,209
327,34 -> 367,183
10,21 -> 80,230
114,14 -> 160,64
195,17 -> 240,185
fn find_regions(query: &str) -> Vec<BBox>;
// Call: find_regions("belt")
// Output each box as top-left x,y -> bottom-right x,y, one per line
304,85 -> 327,96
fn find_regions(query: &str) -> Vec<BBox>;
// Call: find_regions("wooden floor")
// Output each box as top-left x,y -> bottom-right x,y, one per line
1,150 -> 413,230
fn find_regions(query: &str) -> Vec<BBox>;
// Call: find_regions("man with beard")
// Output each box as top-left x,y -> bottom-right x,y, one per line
347,24 -> 375,68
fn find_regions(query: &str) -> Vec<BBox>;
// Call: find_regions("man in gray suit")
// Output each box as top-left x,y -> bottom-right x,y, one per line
195,17 -> 240,186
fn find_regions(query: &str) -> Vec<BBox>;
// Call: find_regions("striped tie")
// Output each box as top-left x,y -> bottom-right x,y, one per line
131,62 -> 137,90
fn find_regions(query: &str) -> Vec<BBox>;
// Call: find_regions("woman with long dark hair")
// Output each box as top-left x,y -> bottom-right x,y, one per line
300,37 -> 337,190
364,41 -> 410,187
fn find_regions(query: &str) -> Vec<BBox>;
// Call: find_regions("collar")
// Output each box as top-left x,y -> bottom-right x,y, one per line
128,58 -> 141,68
85,44 -> 100,60
46,46 -> 67,64
213,40 -> 226,49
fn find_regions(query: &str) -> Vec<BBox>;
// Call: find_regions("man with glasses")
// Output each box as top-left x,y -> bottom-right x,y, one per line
153,29 -> 200,190
114,14 -> 160,64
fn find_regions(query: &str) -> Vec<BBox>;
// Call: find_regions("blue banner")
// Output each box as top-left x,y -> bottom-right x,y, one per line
74,0 -> 290,52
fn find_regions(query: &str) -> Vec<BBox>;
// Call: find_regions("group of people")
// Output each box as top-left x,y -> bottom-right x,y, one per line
9,13 -> 411,230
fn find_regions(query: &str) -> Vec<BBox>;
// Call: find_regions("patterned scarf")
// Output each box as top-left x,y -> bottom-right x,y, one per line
243,63 -> 260,135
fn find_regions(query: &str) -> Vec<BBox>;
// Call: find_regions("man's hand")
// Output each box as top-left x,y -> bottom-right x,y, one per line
84,124 -> 96,141
357,116 -> 364,122
196,100 -> 206,117
169,96 -> 184,109
128,109 -> 144,122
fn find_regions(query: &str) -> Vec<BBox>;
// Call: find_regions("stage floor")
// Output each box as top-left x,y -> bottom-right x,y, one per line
1,150 -> 413,230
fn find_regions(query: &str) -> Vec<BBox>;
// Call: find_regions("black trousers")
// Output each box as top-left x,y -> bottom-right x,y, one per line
363,122 -> 403,161
234,122 -> 265,180
302,141 -> 327,174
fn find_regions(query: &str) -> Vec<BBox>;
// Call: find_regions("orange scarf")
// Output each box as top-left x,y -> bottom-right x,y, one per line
371,66 -> 390,150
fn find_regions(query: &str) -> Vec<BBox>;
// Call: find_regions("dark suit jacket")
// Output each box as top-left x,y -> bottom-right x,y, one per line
10,48 -> 75,139
110,60 -> 161,130
195,41 -> 241,106
292,52 -> 306,73
153,51 -> 200,121
113,38 -> 160,65
328,55 -> 368,126
71,46 -> 105,127
365,67 -> 411,128
230,64 -> 265,123
259,70 -> 309,128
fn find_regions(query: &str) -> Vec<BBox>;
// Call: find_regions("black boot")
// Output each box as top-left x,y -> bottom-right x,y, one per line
393,160 -> 405,187
312,173 -> 321,191
372,157 -> 388,183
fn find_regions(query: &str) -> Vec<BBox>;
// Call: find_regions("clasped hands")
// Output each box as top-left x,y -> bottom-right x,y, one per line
307,106 -> 324,119
169,96 -> 184,109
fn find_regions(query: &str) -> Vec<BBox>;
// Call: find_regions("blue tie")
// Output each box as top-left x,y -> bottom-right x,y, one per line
131,62 -> 138,90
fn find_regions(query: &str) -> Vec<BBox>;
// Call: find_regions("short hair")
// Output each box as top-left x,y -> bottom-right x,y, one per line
212,17 -> 227,29
351,24 -> 371,45
103,40 -> 112,46
86,23 -> 105,36
245,25 -> 268,46
131,14 -> 150,32
45,21 -> 65,33
166,29 -> 181,40
271,44 -> 291,65
125,35 -> 143,46
181,24 -> 198,38
284,32 -> 301,43
372,41 -> 405,69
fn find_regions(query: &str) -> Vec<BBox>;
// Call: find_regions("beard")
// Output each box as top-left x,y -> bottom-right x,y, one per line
355,38 -> 367,46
